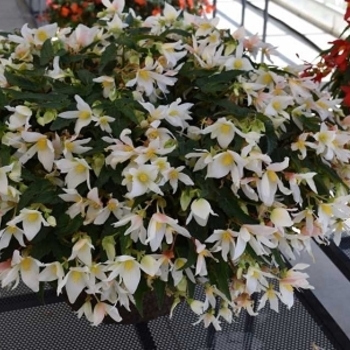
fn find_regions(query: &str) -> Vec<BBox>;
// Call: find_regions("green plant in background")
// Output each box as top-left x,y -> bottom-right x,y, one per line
0,4 -> 349,328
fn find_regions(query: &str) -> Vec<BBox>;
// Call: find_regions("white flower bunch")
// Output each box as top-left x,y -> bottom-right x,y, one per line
0,2 -> 348,328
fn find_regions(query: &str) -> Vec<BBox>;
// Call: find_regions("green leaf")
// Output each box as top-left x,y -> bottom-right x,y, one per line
132,278 -> 148,317
40,39 -> 54,66
208,259 -> 231,300
4,70 -> 45,92
153,278 -> 166,309
99,44 -> 117,73
77,69 -> 95,85
0,89 -> 6,109
50,116 -> 75,131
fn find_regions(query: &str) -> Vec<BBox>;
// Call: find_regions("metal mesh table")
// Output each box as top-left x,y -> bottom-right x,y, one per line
0,282 -> 347,350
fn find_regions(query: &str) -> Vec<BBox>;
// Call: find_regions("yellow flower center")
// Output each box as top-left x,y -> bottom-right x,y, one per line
71,271 -> 82,283
102,80 -> 113,88
79,111 -> 91,120
124,260 -> 134,271
220,123 -> 231,134
37,30 -> 48,42
138,172 -> 149,183
222,230 -> 232,242
272,101 -> 281,111
123,145 -> 133,152
168,110 -> 179,117
233,59 -> 243,70
318,132 -> 330,144
262,74 -> 272,85
139,70 -> 151,81
169,169 -> 179,180
65,141 -> 74,152
317,100 -> 328,109
148,130 -> 159,139
99,116 -> 109,125
37,137 -> 47,151
107,201 -> 117,211
75,163 -> 87,174
221,153 -> 234,166
27,212 -> 39,222
21,258 -> 32,271
320,203 -> 332,216
8,226 -> 17,234
267,170 -> 278,182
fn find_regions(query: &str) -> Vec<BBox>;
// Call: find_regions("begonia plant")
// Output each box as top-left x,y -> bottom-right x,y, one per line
0,2 -> 349,328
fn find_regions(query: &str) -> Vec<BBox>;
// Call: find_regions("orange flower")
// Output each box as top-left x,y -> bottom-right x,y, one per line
60,6 -> 70,17
71,3 -> 83,14
134,0 -> 146,6
186,0 -> 193,9
179,0 -> 186,9
152,7 -> 161,15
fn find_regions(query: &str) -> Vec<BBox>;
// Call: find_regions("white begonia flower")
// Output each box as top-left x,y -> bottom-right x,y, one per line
68,236 -> 95,266
145,120 -> 174,143
257,285 -> 280,313
270,207 -> 293,228
224,42 -> 254,71
205,229 -> 236,262
171,258 -> 195,287
139,101 -> 166,122
94,198 -> 124,225
232,224 -> 278,260
163,166 -> 194,194
103,129 -> 137,168
93,75 -> 116,98
92,302 -> 122,326
189,299 -> 206,315
287,172 -> 318,204
124,164 -> 163,198
185,149 -> 213,172
63,136 -> 92,159
201,117 -> 236,149
66,25 -> 101,51
194,239 -> 216,276
279,264 -> 313,309
0,225 -> 25,250
10,251 -> 42,292
59,188 -> 87,219
0,164 -> 13,195
113,212 -> 147,244
256,157 -> 291,206
58,95 -> 94,135
5,105 -> 32,130
39,261 -> 65,282
57,266 -> 90,304
264,95 -> 294,120
32,23 -> 58,46
194,17 -> 220,37
46,56 -> 66,80
193,311 -> 222,331
186,198 -> 217,227
243,266 -> 274,295
125,57 -> 177,96
146,212 -> 191,252
106,13 -> 129,33
207,150 -> 247,187
93,115 -> 115,133
84,188 -> 103,225
101,0 -> 125,14
20,131 -> 55,172
134,137 -> 176,165
163,98 -> 193,130
140,255 -> 160,276
9,208 -> 50,241
158,41 -> 187,67
107,255 -> 141,294
55,157 -> 91,189
77,300 -> 93,323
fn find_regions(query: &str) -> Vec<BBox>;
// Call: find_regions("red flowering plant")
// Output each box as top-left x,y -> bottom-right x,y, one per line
302,0 -> 350,114
45,0 -> 213,26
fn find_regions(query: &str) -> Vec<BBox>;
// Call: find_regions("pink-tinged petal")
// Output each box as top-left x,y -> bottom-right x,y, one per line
93,302 -> 106,326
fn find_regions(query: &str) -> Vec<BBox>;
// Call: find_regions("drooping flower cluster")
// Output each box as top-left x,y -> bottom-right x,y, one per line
0,4 -> 348,329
